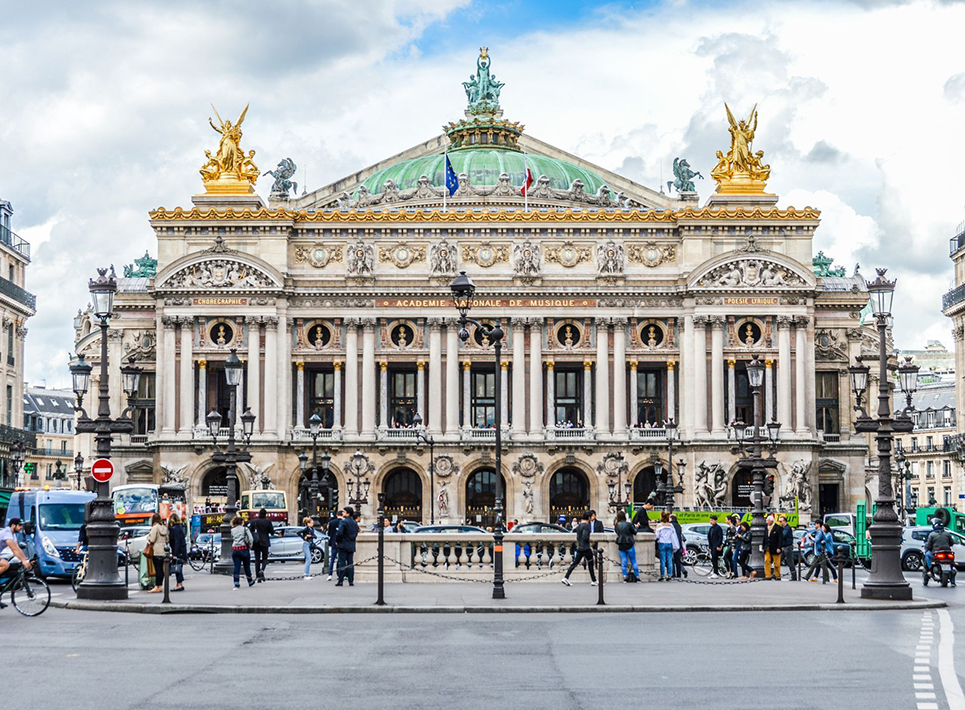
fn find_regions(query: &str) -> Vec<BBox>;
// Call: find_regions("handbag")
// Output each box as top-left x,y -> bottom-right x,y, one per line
144,542 -> 155,557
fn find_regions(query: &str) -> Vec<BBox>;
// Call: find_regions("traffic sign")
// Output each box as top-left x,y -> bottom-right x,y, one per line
91,458 -> 114,483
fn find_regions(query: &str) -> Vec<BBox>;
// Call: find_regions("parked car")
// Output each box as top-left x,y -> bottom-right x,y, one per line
118,525 -> 152,561
268,526 -> 328,565
413,525 -> 489,534
190,533 -> 221,561
679,523 -> 716,553
506,522 -> 569,534
901,526 -> 965,572
798,528 -> 859,568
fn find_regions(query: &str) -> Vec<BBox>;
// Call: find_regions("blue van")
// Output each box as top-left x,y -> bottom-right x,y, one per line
5,489 -> 94,579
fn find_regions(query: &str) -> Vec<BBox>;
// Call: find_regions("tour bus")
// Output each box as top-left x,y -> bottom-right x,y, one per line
112,483 -> 188,528
239,489 -> 288,526
3,488 -> 94,578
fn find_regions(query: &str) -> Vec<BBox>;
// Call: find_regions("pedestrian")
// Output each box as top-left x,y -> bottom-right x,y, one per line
327,510 -> 343,581
394,519 -> 406,533
823,523 -> 839,582
249,508 -> 274,582
145,513 -> 169,594
298,516 -> 316,579
632,500 -> 653,534
654,512 -> 680,581
733,521 -> 753,579
561,511 -> 597,586
779,515 -> 797,581
670,513 -> 687,579
764,514 -> 782,580
229,515 -> 255,588
167,513 -> 187,592
804,522 -> 829,583
707,515 -> 724,579
334,507 -> 359,587
723,515 -> 739,578
614,510 -> 639,582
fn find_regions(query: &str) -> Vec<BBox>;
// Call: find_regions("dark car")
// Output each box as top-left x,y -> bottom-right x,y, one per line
412,525 -> 489,534
792,528 -> 860,568
506,522 -> 569,534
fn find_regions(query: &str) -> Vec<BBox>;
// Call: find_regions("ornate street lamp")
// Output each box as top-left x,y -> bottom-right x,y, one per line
849,268 -> 912,600
10,441 -> 24,488
412,413 -> 437,524
346,449 -> 371,511
209,348 -> 256,574
730,354 -> 781,575
607,462 -> 632,511
450,270 -> 507,599
73,452 -> 84,491
302,412 -> 324,523
663,419 -> 682,511
894,355 -> 920,434
68,266 -> 132,600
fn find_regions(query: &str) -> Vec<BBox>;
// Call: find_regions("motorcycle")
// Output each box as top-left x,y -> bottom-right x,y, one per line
923,550 -> 957,588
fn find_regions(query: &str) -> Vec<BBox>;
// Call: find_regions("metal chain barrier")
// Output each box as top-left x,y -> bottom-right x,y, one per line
261,553 -> 381,582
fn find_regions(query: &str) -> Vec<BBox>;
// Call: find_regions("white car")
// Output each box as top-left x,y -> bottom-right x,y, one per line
118,526 -> 152,560
901,525 -> 965,572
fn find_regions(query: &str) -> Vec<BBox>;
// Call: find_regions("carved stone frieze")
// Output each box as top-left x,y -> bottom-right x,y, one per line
160,259 -> 276,290
378,242 -> 426,268
346,241 -> 375,276
429,240 -> 458,276
596,452 -> 628,479
294,243 -> 344,268
814,328 -> 848,361
627,242 -> 675,267
292,297 -> 374,309
597,240 -> 624,275
513,239 -> 542,277
512,453 -> 543,480
462,242 -> 508,268
698,258 -> 807,288
544,241 -> 591,268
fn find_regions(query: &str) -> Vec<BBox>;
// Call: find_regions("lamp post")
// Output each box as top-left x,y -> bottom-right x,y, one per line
849,269 -> 916,599
301,412 -> 324,523
412,413 -> 436,524
606,460 -> 632,512
663,419 -> 682,512
450,270 -> 506,600
346,449 -> 371,512
731,354 -> 781,575
10,440 -> 24,488
894,448 -> 914,520
68,267 -> 140,600
73,452 -> 84,491
208,349 -> 256,574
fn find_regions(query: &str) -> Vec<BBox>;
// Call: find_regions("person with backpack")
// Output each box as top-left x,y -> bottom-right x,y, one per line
804,522 -> 830,583
249,508 -> 274,582
733,521 -> 754,579
229,515 -> 255,589
298,516 -> 317,579
614,510 -> 639,582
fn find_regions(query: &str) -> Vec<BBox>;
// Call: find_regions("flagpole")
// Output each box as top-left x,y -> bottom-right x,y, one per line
523,152 -> 528,213
443,151 -> 447,212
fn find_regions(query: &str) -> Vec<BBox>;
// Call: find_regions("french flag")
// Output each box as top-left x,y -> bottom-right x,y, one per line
520,167 -> 533,196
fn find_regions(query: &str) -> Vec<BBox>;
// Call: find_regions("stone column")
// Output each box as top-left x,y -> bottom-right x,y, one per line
765,358 -> 774,423
710,316 -> 725,434
629,361 -> 639,428
379,361 -> 388,429
500,361 -> 509,427
361,319 -> 377,439
236,356 -> 245,430
263,317 -> 278,435
107,330 -> 124,422
247,319 -> 260,432
276,311 -> 290,439
196,360 -> 207,427
795,316 -> 808,435
428,319 -> 443,434
295,362 -> 305,429
528,321 -> 543,434
545,361 -> 555,426
333,361 -> 342,429
777,316 -> 792,431
462,360 -> 472,429
344,320 -> 359,435
417,361 -> 426,423
666,361 -> 676,423
613,318 -> 627,436
595,321 -> 610,434
680,314 -> 693,436
727,359 -> 737,425
177,319 -> 193,436
582,360 -> 592,428
692,316 -> 708,435
445,323 -> 460,435
511,319 -> 526,435
805,315 -> 816,434
161,317 -> 176,435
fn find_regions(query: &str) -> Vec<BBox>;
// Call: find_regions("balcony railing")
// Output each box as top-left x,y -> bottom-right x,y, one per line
291,427 -> 343,442
377,428 -> 418,442
0,275 -> 36,311
545,427 -> 595,442
0,225 -> 31,260
818,431 -> 841,443
459,427 -> 511,442
629,427 -> 668,441
34,447 -> 73,457
943,283 -> 965,312
0,424 -> 36,449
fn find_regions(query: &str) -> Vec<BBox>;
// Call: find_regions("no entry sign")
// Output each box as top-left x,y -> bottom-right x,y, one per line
91,458 -> 115,483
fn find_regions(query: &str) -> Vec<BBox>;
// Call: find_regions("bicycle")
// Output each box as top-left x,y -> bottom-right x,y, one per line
71,550 -> 89,592
686,544 -> 728,577
0,556 -> 51,617
189,539 -> 218,572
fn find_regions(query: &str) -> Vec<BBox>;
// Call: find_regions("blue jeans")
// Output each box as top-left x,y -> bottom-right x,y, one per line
328,540 -> 337,575
303,542 -> 313,576
619,547 -> 639,578
657,542 -> 674,577
337,549 -> 355,585
232,549 -> 251,585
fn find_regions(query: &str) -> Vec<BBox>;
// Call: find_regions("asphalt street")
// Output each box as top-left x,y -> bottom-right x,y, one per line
5,570 -> 965,710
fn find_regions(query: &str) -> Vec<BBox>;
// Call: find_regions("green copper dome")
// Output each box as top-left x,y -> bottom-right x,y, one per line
358,149 -> 609,196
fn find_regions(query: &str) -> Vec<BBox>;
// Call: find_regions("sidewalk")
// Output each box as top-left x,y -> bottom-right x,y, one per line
50,565 -> 945,614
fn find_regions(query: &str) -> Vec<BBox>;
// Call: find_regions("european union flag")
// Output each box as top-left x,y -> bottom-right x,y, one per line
445,154 -> 459,197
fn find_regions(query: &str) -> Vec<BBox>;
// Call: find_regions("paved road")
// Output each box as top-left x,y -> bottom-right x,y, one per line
6,571 -> 965,710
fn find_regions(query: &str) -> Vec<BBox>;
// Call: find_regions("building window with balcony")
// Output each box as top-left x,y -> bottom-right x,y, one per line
132,373 -> 156,436
309,369 -> 335,428
554,368 -> 582,427
637,369 -> 663,427
390,370 -> 417,428
733,366 -> 753,425
926,435 -> 934,451
928,486 -> 936,505
5,385 -> 11,426
471,370 -> 496,427
815,371 -> 839,435
911,437 -> 919,452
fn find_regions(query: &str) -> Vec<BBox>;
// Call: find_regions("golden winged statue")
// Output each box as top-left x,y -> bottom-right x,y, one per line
711,103 -> 771,195
199,104 -> 259,194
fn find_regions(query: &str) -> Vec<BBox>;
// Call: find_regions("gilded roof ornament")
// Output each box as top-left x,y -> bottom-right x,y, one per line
199,104 -> 259,195
710,103 -> 772,195
123,250 -> 157,278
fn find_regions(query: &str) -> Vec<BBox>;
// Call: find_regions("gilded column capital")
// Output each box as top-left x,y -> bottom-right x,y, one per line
500,361 -> 509,370
417,361 -> 426,370
776,315 -> 793,330
667,360 -> 675,371
727,358 -> 736,368
764,358 -> 774,367
582,360 -> 591,370
296,361 -> 305,371
710,316 -> 727,330
379,360 -> 388,370
198,359 -> 207,369
546,360 -> 555,371
630,360 -> 638,370
334,361 -> 342,371
462,361 -> 472,370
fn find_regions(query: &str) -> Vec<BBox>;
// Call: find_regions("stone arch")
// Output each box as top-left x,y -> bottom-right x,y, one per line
687,250 -> 817,291
381,466 -> 425,523
154,249 -> 285,292
546,466 -> 592,525
455,458 -> 514,523
462,466 -> 510,528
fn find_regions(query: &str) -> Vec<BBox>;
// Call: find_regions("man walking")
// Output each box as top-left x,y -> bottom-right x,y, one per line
804,522 -> 830,583
561,511 -> 597,586
335,507 -> 359,587
249,508 -> 274,582
707,515 -> 724,579
764,515 -> 783,580
326,510 -> 343,581
779,515 -> 797,581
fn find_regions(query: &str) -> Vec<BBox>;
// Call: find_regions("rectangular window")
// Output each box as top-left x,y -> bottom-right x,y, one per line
554,368 -> 582,427
5,385 -> 11,426
471,370 -> 496,427
6,324 -> 13,366
815,372 -> 839,434
7,264 -> 13,283
928,461 -> 935,478
944,461 -> 952,478
390,370 -> 417,427
945,488 -> 952,506
928,486 -> 935,504
927,435 -> 934,450
308,369 -> 335,428
132,372 -> 156,436
636,369 -> 662,427
911,437 -> 919,452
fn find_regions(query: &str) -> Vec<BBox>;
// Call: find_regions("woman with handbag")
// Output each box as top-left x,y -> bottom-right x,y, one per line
168,513 -> 188,592
145,513 -> 169,593
298,517 -> 316,579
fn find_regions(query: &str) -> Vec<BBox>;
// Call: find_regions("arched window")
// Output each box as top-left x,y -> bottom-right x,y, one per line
201,468 -> 228,501
549,468 -> 589,524
633,467 -> 656,504
382,468 -> 423,523
465,468 -> 508,528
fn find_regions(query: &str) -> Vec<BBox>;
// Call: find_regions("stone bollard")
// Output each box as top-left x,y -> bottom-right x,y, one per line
162,556 -> 171,604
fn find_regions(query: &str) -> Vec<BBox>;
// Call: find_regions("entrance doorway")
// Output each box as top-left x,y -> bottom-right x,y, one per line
465,468 -> 508,528
633,468 -> 656,505
549,468 -> 590,525
382,468 -> 423,523
818,483 -> 839,517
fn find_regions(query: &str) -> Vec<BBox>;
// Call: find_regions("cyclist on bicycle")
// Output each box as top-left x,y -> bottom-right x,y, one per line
74,522 -> 89,555
0,518 -> 32,609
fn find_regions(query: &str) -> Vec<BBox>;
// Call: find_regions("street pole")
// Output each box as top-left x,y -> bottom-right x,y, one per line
748,379 -> 766,575
412,414 -> 436,524
376,492 -> 385,606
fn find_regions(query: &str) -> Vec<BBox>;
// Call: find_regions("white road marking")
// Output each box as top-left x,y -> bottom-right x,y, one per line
938,609 -> 965,709
917,703 -> 938,710
917,693 -> 937,700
